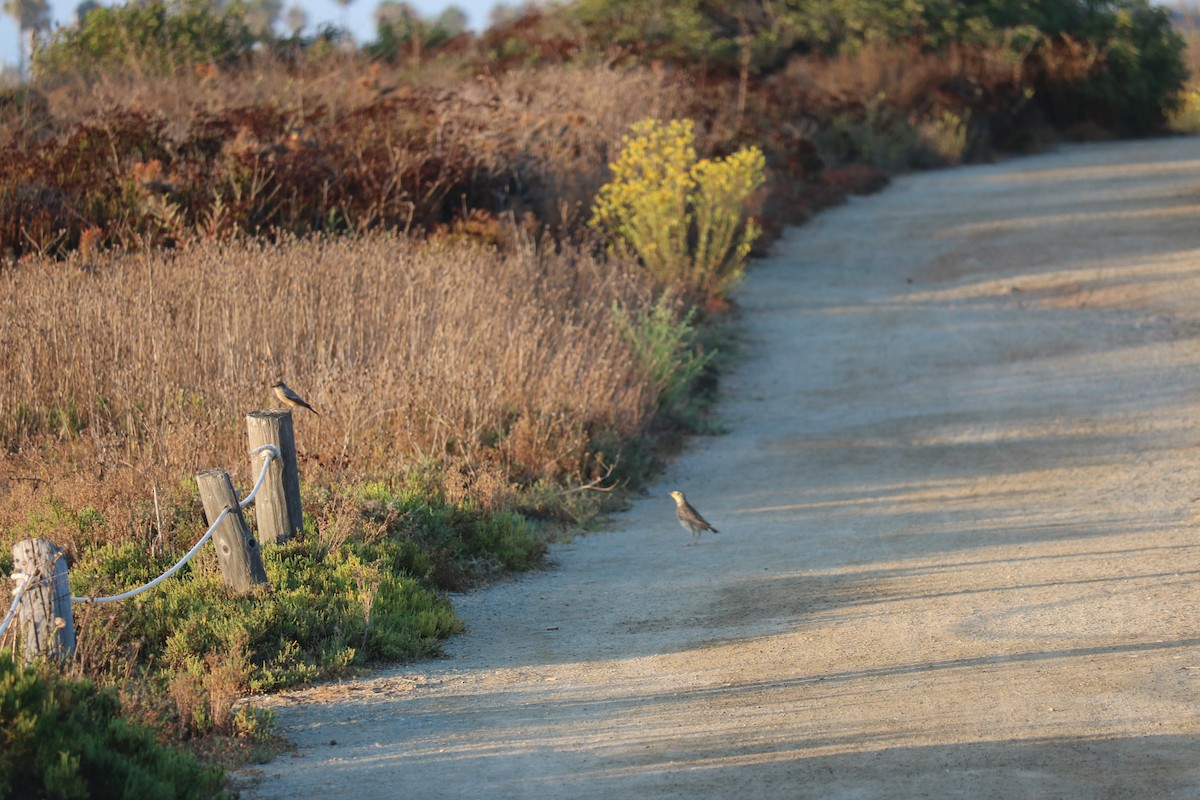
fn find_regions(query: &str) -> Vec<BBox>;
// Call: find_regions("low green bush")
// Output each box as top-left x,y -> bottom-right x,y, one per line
66,483 -> 546,712
612,293 -> 714,430
0,654 -> 226,800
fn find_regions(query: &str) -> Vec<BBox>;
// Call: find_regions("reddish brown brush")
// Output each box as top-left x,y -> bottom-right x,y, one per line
0,59 -> 685,260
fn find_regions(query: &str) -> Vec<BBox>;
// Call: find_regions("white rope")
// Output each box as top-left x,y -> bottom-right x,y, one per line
71,446 -> 279,605
240,444 -> 280,508
0,570 -> 36,641
71,507 -> 229,605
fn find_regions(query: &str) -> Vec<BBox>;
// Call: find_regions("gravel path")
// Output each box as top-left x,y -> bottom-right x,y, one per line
236,137 -> 1200,800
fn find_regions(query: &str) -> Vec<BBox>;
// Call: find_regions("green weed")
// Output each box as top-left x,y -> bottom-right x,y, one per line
612,293 -> 714,431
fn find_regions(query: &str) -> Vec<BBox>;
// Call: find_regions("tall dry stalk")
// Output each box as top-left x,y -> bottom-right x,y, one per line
0,234 -> 657,543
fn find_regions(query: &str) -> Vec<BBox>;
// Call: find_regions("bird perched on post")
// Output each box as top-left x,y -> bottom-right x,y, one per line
669,490 -> 718,545
272,381 -> 319,415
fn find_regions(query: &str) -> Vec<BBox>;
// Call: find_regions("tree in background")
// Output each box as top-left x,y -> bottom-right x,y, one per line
372,0 -> 421,60
284,3 -> 308,36
33,0 -> 256,77
3,0 -> 50,76
242,0 -> 284,37
368,2 -> 470,62
489,2 -> 540,29
73,0 -> 100,25
434,5 -> 468,37
556,0 -> 1186,136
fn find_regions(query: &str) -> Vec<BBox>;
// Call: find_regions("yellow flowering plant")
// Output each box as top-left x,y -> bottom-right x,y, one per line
590,118 -> 765,301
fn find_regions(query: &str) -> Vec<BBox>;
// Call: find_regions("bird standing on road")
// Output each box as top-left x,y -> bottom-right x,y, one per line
670,490 -> 718,545
272,381 -> 319,415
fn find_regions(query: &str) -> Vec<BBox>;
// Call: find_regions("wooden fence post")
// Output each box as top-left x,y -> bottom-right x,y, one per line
11,538 -> 75,664
246,410 -> 303,544
195,469 -> 269,593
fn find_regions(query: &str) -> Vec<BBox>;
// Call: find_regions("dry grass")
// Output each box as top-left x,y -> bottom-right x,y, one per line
0,233 -> 657,549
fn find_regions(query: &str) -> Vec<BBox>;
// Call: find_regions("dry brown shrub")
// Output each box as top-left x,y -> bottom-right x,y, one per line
777,41 -> 1027,119
168,669 -> 206,739
204,628 -> 251,735
0,233 -> 656,543
441,462 -> 518,513
2,57 -> 684,258
25,55 -> 376,141
452,64 -> 688,228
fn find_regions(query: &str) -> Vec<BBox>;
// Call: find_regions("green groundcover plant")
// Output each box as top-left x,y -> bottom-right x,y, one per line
0,654 -> 227,800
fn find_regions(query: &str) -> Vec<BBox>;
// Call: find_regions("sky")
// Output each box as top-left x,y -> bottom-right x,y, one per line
0,0 -> 505,70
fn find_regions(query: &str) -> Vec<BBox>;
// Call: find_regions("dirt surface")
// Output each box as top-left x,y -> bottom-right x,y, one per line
235,137 -> 1200,800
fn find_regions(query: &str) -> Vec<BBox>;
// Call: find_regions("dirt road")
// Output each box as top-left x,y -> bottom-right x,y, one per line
236,137 -> 1200,799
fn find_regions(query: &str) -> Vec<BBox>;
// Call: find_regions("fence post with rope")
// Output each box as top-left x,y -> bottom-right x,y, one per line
1,444 -> 284,662
196,468 -> 270,594
9,538 -> 75,663
246,409 -> 303,544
